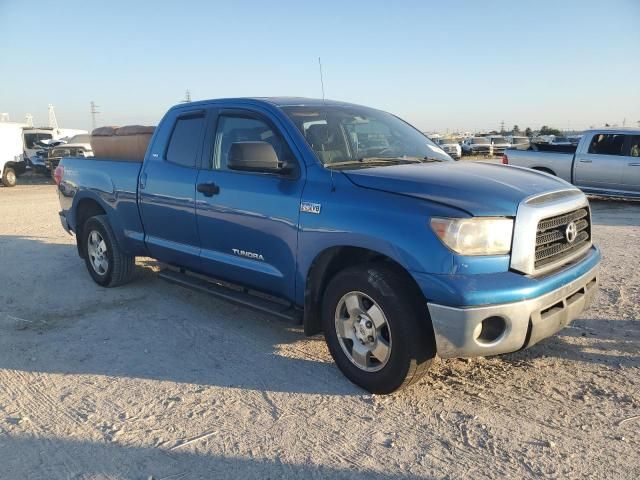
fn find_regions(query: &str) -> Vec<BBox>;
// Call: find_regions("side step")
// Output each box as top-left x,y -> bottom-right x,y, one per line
158,268 -> 302,324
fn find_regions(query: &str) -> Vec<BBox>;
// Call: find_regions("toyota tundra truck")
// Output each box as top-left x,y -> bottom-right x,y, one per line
56,97 -> 600,394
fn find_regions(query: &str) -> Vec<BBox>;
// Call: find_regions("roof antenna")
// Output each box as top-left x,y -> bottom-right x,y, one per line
318,57 -> 325,102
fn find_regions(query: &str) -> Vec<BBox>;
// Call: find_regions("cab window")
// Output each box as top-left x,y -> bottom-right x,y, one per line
165,114 -> 206,168
212,114 -> 294,171
587,134 -> 626,156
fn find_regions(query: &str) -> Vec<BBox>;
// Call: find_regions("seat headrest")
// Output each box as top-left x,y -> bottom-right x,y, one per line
306,124 -> 330,147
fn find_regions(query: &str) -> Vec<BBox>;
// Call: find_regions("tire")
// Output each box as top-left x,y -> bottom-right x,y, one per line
322,263 -> 436,394
2,167 -> 17,187
81,215 -> 135,287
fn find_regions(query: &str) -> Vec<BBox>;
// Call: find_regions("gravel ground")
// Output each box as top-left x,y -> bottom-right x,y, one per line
0,178 -> 638,479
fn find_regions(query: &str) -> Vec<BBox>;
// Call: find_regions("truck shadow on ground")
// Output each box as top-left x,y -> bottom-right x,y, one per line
1,434 -> 427,479
1,235 -> 636,397
0,235 -> 362,396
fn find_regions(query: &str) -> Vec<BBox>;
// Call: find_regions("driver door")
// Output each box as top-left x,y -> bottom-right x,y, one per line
194,108 -> 304,301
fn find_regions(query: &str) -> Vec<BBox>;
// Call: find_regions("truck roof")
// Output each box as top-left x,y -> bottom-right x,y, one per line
171,97 -> 365,110
582,127 -> 640,135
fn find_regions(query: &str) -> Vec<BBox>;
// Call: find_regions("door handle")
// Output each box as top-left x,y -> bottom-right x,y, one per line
139,172 -> 147,189
197,182 -> 220,197
579,160 -> 592,163
629,162 -> 640,166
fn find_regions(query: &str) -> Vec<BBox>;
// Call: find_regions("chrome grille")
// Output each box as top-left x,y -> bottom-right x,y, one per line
534,208 -> 590,270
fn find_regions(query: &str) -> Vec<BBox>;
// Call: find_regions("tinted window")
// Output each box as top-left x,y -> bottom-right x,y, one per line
624,135 -> 640,157
166,115 -> 205,167
213,115 -> 292,170
587,133 -> 625,156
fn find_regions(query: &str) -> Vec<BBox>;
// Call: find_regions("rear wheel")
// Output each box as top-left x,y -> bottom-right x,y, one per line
2,167 -> 17,187
322,264 -> 436,394
82,215 -> 135,287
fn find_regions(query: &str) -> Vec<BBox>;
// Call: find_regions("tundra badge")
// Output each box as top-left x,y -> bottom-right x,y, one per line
232,249 -> 265,261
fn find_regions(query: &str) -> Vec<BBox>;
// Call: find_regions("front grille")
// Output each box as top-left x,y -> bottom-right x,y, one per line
535,207 -> 591,270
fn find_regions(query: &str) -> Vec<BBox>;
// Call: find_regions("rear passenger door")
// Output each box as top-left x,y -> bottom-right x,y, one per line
573,133 -> 626,191
139,109 -> 207,270
194,108 -> 304,301
621,135 -> 640,193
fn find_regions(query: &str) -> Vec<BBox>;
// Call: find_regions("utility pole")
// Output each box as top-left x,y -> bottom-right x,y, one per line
48,104 -> 59,130
90,101 -> 100,130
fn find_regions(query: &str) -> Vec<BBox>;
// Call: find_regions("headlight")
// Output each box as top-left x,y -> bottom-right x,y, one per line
430,217 -> 513,255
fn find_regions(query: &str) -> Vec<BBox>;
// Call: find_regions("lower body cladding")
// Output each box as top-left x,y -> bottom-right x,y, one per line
427,266 -> 598,358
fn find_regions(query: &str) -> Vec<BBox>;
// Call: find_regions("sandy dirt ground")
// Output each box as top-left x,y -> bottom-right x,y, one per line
0,177 -> 638,479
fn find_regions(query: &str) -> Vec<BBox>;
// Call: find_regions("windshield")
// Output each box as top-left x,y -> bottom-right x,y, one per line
491,137 -> 507,143
281,105 -> 451,167
23,132 -> 53,149
471,137 -> 490,144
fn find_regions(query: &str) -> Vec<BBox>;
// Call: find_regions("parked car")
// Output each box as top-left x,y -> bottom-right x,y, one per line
488,136 -> 511,155
56,97 -> 601,394
506,136 -> 530,150
435,138 -> 461,159
461,137 -> 492,155
550,136 -> 573,146
503,128 -> 640,198
0,123 -> 28,187
46,140 -> 93,177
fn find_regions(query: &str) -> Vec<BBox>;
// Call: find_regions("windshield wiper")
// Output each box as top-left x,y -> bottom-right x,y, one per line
326,157 -> 423,168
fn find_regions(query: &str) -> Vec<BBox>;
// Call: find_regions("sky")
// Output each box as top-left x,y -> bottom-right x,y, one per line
1,0 -> 639,133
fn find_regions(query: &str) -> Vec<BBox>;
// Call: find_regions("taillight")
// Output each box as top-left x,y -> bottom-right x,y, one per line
54,165 -> 64,185
501,154 -> 508,165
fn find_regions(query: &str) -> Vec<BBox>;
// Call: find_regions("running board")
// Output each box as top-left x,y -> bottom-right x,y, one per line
158,268 -> 302,324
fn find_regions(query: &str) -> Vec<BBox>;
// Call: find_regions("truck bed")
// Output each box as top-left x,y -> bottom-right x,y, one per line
504,148 -> 574,182
58,156 -> 145,254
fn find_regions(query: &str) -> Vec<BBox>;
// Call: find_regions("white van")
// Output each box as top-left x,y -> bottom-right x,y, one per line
0,123 -> 27,187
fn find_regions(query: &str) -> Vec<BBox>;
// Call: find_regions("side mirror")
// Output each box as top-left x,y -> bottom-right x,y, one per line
228,141 -> 291,173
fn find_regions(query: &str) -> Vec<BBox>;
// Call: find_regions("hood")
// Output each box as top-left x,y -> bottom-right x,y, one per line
343,161 -> 575,216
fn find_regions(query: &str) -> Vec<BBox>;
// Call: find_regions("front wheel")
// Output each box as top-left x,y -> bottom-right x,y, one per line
82,215 -> 135,287
322,264 -> 436,394
2,167 -> 17,187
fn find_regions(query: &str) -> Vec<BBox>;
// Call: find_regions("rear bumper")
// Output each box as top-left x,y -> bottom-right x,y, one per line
424,247 -> 600,358
59,211 -> 72,234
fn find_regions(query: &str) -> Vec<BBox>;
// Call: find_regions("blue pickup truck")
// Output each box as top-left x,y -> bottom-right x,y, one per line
56,97 -> 600,393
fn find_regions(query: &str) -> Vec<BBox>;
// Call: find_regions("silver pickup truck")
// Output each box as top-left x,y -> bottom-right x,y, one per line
503,128 -> 640,199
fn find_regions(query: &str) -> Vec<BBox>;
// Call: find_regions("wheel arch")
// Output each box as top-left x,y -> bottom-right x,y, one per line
73,196 -> 107,257
532,166 -> 556,176
303,246 -> 428,336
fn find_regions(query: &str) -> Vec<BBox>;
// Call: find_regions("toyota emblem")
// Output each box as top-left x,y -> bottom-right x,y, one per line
565,221 -> 578,243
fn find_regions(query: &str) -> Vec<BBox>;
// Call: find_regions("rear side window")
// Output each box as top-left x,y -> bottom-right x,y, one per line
624,135 -> 640,157
166,114 -> 206,168
587,133 -> 626,156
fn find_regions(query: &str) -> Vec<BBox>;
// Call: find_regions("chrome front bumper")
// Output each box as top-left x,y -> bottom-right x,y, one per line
427,265 -> 598,358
